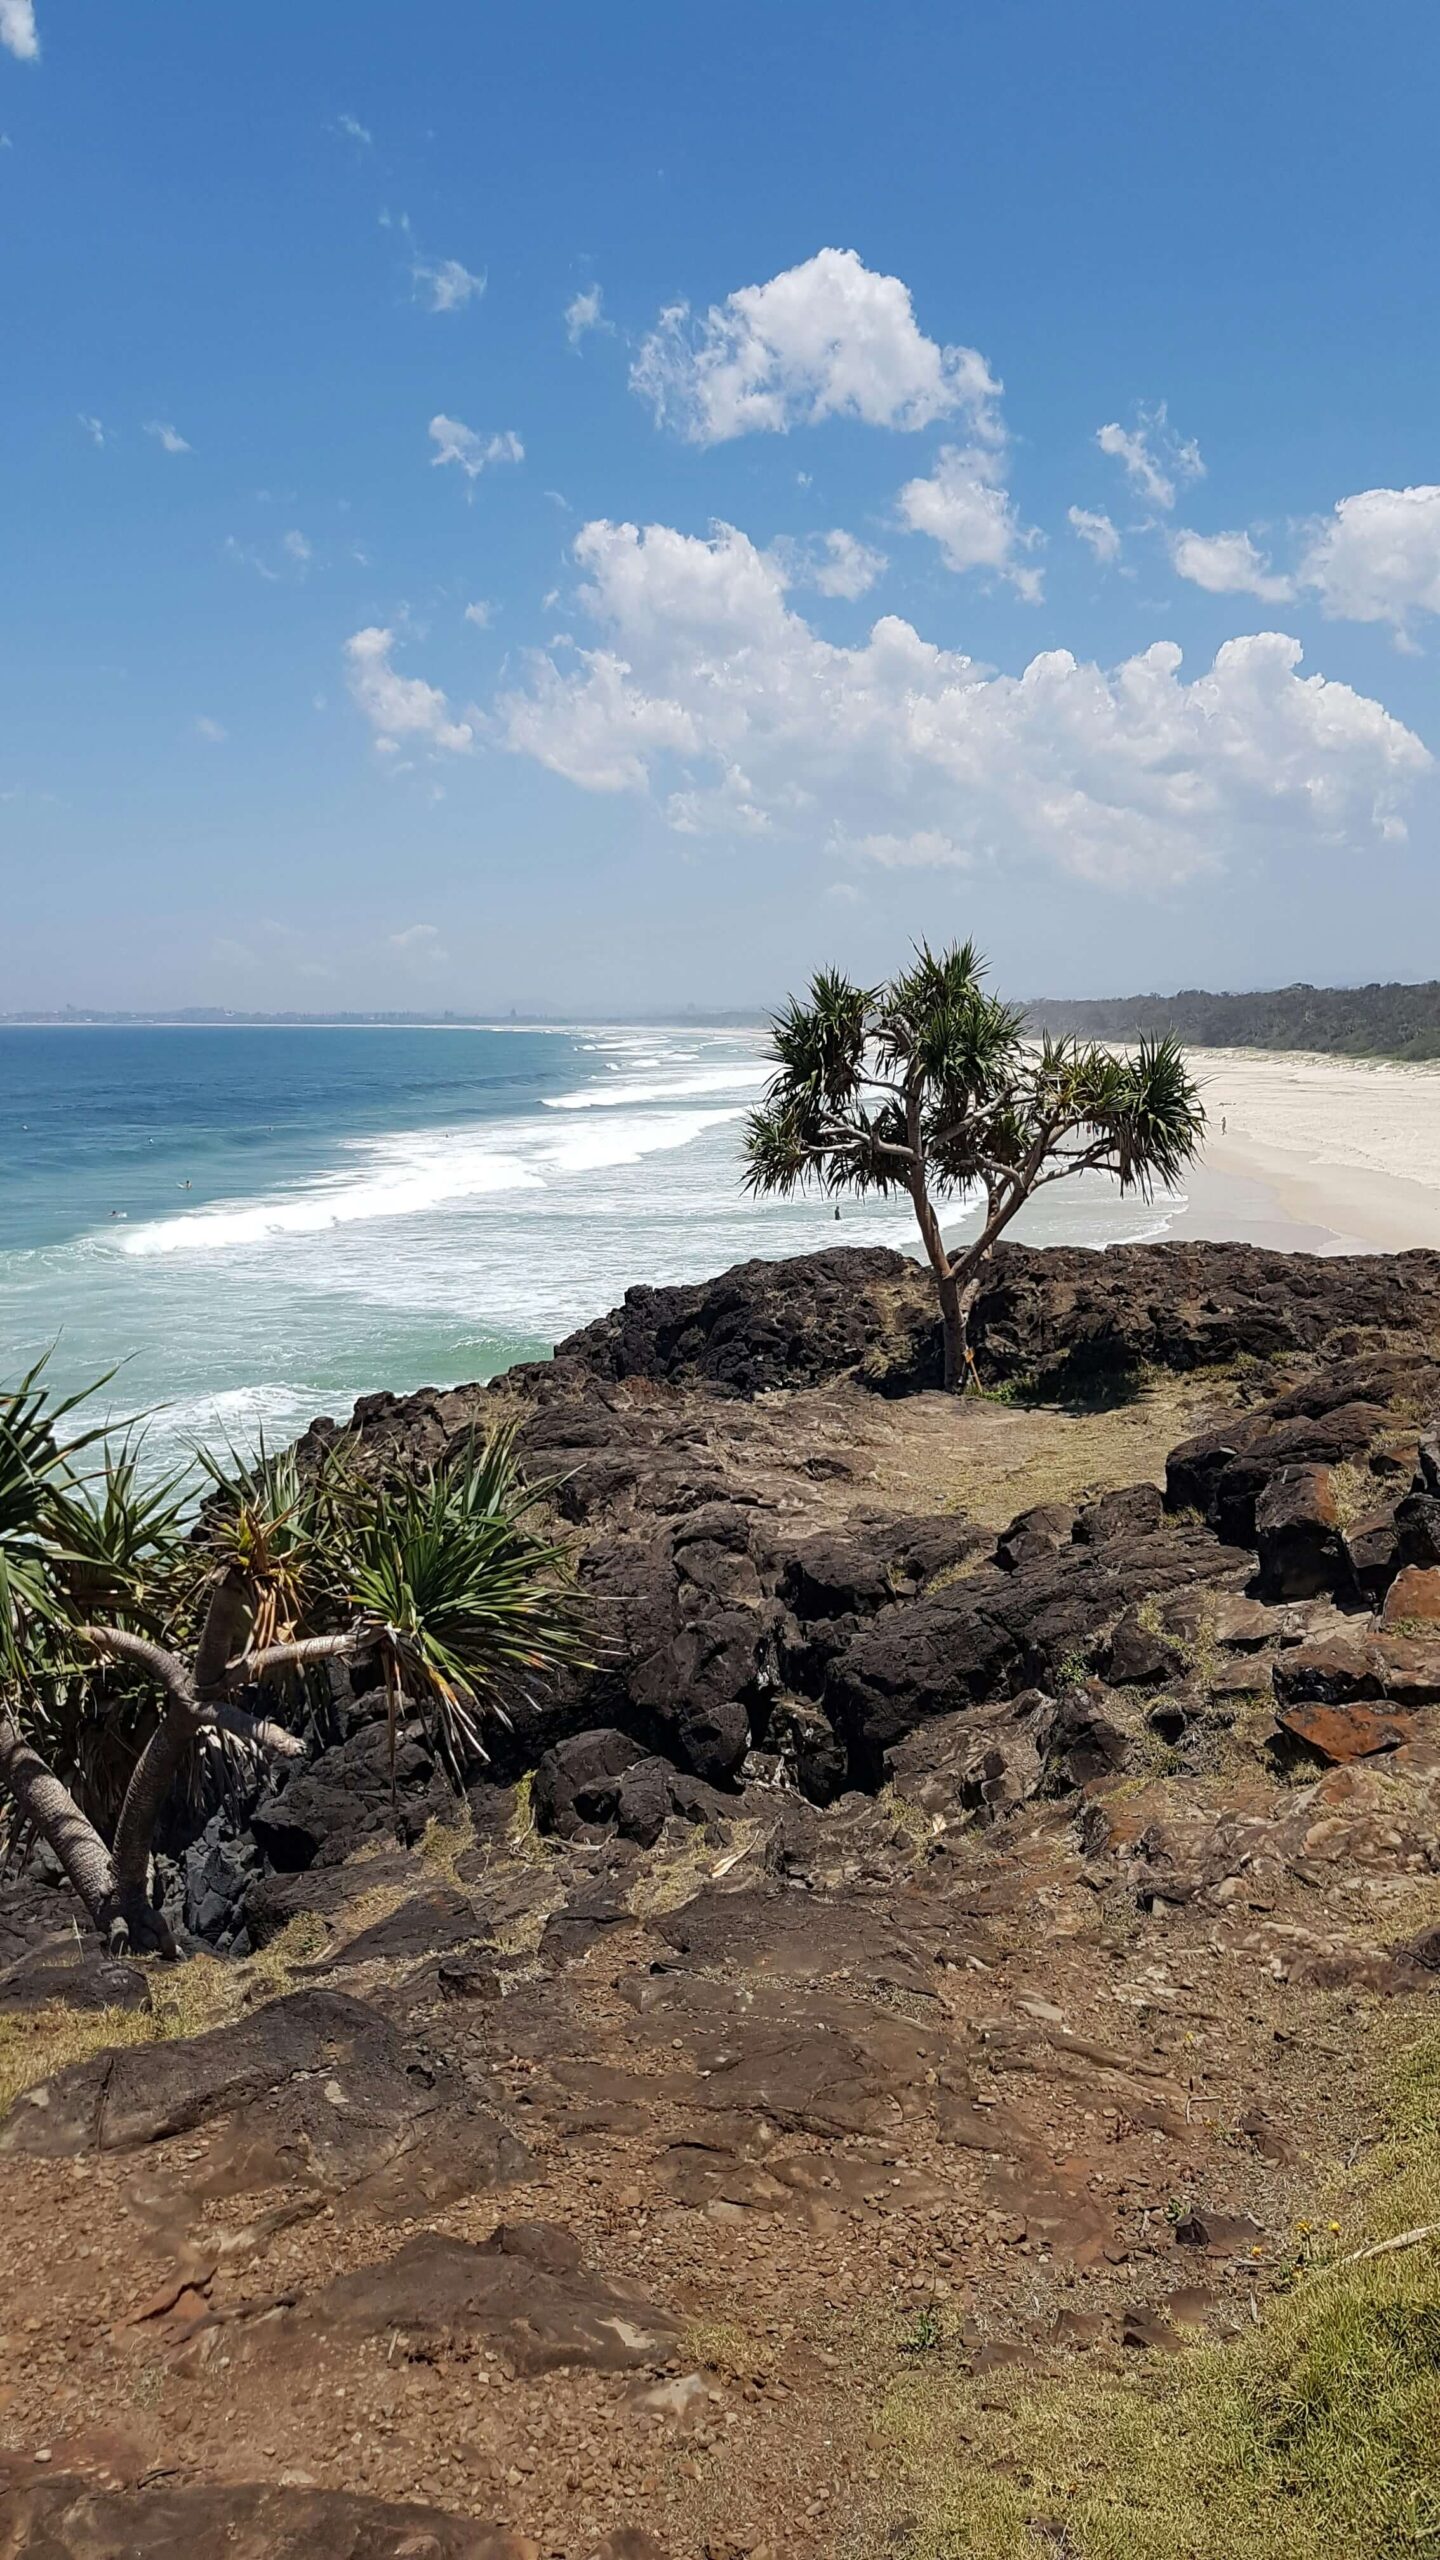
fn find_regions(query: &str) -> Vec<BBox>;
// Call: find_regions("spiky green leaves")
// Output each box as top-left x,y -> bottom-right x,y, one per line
337,1429 -> 591,1779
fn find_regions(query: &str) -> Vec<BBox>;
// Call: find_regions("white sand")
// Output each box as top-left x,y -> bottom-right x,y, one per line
1172,1048 -> 1440,1254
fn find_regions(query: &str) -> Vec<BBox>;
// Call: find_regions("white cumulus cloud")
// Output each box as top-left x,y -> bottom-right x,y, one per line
1068,506 -> 1121,564
771,528 -> 888,600
1171,527 -> 1293,602
899,444 -> 1042,598
1096,403 -> 1204,511
464,599 -> 496,628
497,516 -> 1429,888
413,256 -> 486,313
345,626 -> 473,754
632,246 -> 1002,445
1299,485 -> 1440,635
0,1 -> 38,61
77,413 -> 109,448
145,419 -> 192,455
428,415 -> 524,483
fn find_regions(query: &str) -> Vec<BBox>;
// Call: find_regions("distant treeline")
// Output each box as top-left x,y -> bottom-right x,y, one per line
1024,981 -> 1440,1063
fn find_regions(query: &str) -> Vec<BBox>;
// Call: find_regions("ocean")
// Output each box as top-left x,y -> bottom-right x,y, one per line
0,1024 -> 1184,1477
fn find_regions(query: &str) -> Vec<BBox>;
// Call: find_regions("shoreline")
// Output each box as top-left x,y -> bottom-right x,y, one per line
1166,1046 -> 1440,1257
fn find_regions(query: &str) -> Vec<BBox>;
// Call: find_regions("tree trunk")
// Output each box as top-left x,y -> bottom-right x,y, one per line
0,1708 -> 118,1933
938,1269 -> 967,1393
193,1568 -> 253,1698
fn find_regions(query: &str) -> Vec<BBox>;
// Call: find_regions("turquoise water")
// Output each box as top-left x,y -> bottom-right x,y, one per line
0,1024 -> 1184,1475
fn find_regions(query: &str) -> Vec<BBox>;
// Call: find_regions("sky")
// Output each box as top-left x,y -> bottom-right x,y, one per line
2,0 -> 1439,1015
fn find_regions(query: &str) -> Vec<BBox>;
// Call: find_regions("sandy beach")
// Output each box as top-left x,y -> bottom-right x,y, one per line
1168,1048 -> 1440,1255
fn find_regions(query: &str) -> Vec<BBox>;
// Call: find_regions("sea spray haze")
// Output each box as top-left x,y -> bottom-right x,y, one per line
0,1025 -> 1184,1476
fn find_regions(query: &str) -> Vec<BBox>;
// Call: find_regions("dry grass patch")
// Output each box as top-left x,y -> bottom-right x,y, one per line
0,1907 -> 335,2122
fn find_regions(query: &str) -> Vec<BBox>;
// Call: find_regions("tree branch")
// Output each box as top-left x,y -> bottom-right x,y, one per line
203,1699 -> 308,1761
227,1629 -> 367,1690
77,1626 -> 200,1722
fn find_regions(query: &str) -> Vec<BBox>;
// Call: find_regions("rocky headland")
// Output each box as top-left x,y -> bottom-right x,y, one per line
4,1238 -> 1440,2557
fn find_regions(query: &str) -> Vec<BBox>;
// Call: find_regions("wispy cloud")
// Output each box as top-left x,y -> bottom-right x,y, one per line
464,599 -> 496,627
77,413 -> 110,449
0,2 -> 39,64
428,415 -> 523,484
1096,402 -> 1204,511
565,284 -> 612,347
335,112 -> 372,146
224,528 -> 312,582
1068,505 -> 1122,564
413,255 -> 486,314
145,419 -> 192,455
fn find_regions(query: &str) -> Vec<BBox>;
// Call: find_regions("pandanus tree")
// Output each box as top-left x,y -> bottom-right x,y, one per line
0,1363 -> 589,1955
743,941 -> 1204,1391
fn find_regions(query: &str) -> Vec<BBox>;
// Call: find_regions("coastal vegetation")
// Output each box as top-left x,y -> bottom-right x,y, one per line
0,1361 -> 588,1952
1025,977 -> 1440,1061
743,939 -> 1204,1389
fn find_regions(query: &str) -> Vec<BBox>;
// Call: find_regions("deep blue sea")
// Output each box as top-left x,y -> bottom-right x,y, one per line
0,1025 -> 1182,1476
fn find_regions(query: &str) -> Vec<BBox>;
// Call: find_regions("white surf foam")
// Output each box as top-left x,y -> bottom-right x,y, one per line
110,1098 -> 757,1259
544,1061 -> 770,1111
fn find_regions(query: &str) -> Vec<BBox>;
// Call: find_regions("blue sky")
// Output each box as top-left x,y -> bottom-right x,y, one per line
3,0 -> 1439,1012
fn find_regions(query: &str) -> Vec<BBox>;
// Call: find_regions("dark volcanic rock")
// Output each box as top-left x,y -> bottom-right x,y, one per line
0,2474 -> 535,2559
552,1508 -> 783,1784
1168,1401 -> 1387,1547
533,1729 -> 647,1838
553,1239 -> 1440,1404
1255,1464 -> 1353,1603
555,1245 -> 936,1395
778,1514 -> 987,1619
250,1722 -> 451,1872
825,1520 -> 1249,1766
0,1942 -> 150,2018
0,1988 -> 526,2212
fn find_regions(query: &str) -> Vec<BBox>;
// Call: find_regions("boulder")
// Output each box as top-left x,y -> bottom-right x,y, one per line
1273,1630 -> 1440,1707
1394,1493 -> 1440,1568
1075,1482 -> 1165,1545
1105,1608 -> 1184,1686
996,1504 -> 1076,1572
250,1722 -> 450,1872
1274,1702 -> 1414,1765
1347,1508 -> 1401,1601
1380,1564 -> 1440,1629
532,1730 -> 646,1839
778,1514 -> 984,1619
1254,1464 -> 1352,1602
1168,1404 -> 1385,1547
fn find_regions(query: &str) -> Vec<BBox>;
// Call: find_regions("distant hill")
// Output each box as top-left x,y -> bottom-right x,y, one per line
1023,981 -> 1440,1062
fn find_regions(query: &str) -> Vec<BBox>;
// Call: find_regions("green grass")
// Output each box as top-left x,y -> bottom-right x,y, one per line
882,2025 -> 1440,2560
